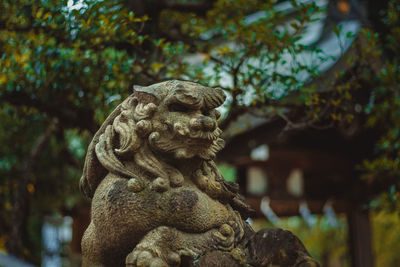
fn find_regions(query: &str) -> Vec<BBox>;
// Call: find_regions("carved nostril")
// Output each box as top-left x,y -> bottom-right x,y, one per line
201,116 -> 216,131
190,116 -> 216,132
190,118 -> 202,131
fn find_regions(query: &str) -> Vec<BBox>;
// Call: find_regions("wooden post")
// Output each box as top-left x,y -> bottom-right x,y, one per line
347,207 -> 374,267
237,166 -> 247,195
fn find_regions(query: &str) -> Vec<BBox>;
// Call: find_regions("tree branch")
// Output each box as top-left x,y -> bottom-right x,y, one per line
164,0 -> 216,15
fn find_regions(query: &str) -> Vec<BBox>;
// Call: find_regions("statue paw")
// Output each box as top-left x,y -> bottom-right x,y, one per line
212,223 -> 235,251
227,209 -> 245,244
126,249 -> 168,267
126,247 -> 181,267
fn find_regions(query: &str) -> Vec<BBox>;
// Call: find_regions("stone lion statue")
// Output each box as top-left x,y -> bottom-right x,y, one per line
80,80 -> 319,267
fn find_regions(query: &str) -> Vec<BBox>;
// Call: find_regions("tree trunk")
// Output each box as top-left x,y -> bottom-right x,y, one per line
7,123 -> 56,258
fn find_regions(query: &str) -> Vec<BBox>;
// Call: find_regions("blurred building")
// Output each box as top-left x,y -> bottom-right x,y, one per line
216,1 -> 379,267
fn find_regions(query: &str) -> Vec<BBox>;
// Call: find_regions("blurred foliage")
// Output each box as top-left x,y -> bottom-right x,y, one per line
0,0 -> 399,264
159,0 -> 327,109
217,163 -> 237,182
372,210 -> 400,267
359,0 -> 400,203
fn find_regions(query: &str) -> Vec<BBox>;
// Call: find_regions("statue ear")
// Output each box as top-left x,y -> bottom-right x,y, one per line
133,84 -> 160,97
133,85 -> 144,93
203,86 -> 227,110
133,84 -> 164,104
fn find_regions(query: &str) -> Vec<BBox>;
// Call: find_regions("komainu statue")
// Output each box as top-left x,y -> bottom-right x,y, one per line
80,80 -> 319,267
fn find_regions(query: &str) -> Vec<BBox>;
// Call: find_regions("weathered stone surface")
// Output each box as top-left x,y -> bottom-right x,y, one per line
80,80 -> 319,267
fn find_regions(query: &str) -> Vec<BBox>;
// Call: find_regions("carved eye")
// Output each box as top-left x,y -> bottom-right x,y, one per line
169,103 -> 189,113
202,109 -> 210,116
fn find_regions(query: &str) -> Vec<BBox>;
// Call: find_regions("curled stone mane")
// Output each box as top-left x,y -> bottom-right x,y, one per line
80,80 -> 228,199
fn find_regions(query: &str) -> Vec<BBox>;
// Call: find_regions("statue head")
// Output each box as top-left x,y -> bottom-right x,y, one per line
140,80 -> 226,160
80,80 -> 227,197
